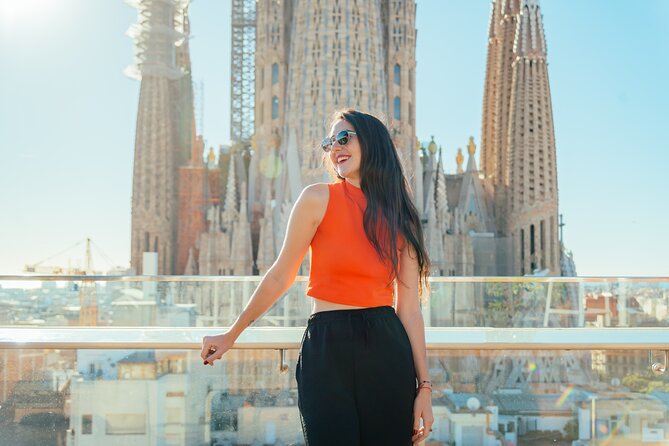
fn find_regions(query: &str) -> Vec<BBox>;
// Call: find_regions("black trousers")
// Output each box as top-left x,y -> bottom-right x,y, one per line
296,305 -> 417,445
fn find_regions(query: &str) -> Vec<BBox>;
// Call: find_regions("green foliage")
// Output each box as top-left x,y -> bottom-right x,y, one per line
622,374 -> 669,393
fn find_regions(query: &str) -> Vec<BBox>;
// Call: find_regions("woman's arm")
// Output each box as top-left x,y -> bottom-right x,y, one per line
201,184 -> 328,365
395,243 -> 429,383
395,243 -> 434,443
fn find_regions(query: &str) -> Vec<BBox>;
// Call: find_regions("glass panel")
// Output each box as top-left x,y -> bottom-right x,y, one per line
2,347 -> 668,445
0,277 -> 668,328
0,348 -> 302,445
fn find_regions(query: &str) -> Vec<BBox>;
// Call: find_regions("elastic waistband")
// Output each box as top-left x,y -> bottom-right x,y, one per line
307,305 -> 395,325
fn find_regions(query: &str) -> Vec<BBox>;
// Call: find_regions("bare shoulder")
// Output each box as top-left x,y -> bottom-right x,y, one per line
297,183 -> 330,225
300,183 -> 330,206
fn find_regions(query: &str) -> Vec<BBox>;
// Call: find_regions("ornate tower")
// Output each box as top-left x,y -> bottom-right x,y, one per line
251,0 -> 417,199
480,0 -> 559,275
383,0 -> 418,184
253,0 -> 291,188
128,0 -> 194,274
283,0 -> 387,186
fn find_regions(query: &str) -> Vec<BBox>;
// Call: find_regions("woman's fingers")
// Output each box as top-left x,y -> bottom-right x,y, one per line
412,412 -> 423,441
203,346 -> 217,365
411,412 -> 435,443
200,336 -> 214,360
201,336 -> 222,364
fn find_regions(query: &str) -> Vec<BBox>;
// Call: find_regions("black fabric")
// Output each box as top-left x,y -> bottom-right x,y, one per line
296,305 -> 416,445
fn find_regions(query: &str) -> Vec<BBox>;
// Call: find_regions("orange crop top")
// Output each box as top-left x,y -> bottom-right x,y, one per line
306,180 -> 403,307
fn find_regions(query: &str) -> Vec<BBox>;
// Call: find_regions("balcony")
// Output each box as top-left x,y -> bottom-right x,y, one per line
1,276 -> 668,445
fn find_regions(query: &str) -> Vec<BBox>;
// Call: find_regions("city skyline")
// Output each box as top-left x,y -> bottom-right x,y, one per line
0,1 -> 668,276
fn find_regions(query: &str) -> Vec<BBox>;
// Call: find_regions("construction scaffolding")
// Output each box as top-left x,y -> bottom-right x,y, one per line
124,0 -> 188,81
230,0 -> 256,144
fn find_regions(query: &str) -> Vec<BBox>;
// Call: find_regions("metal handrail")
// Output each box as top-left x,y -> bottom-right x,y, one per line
2,327 -> 669,350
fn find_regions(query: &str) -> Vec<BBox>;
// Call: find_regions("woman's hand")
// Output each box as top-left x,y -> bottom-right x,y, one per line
411,389 -> 434,444
200,332 -> 235,366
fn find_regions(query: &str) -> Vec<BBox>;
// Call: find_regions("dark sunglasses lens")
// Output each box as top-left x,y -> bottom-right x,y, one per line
336,131 -> 350,146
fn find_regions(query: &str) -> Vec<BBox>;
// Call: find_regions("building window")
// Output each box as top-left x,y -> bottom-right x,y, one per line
271,63 -> 279,85
82,415 -> 92,435
393,96 -> 401,120
394,63 -> 401,85
272,96 -> 279,119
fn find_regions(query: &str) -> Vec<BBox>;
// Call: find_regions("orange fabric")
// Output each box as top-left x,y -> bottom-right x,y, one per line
307,180 -> 403,307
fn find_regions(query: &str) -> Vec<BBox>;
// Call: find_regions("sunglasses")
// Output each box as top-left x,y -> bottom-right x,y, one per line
321,129 -> 357,152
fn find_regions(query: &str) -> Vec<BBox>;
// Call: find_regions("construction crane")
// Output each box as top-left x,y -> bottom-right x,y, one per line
24,239 -> 89,274
24,238 -> 119,326
78,238 -> 98,326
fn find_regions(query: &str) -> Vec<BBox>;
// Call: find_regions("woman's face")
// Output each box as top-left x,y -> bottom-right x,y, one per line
328,119 -> 362,185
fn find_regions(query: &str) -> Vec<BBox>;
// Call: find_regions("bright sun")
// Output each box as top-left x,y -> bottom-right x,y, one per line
0,0 -> 54,23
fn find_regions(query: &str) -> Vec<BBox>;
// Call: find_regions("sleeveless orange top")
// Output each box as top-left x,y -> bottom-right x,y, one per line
306,180 -> 402,307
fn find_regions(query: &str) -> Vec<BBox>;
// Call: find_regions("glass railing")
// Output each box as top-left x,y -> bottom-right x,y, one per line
2,275 -> 668,328
1,276 -> 668,446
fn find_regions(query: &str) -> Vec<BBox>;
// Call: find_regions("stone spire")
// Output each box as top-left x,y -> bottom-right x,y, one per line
221,153 -> 239,230
128,0 -> 191,274
480,0 -> 521,190
506,0 -> 559,274
230,182 -> 254,275
480,0 -> 559,274
434,146 -> 450,232
197,205 -> 231,275
425,177 -> 445,276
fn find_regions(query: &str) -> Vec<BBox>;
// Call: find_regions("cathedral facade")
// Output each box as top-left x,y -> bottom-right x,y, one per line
128,0 -> 564,278
127,0 -> 584,396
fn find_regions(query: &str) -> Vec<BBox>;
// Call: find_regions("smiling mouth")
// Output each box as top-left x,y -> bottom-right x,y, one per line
337,156 -> 350,164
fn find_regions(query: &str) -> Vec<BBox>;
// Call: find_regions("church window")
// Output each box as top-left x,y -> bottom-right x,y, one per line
272,96 -> 279,119
271,63 -> 279,85
394,64 -> 401,85
520,229 -> 525,275
394,96 -> 401,120
550,215 -> 556,269
540,220 -> 546,268
530,224 -> 536,270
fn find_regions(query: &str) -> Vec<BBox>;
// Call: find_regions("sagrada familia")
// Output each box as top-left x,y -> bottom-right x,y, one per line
128,0 -> 573,279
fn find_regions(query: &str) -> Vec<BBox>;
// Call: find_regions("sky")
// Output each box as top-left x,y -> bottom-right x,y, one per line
0,0 -> 667,276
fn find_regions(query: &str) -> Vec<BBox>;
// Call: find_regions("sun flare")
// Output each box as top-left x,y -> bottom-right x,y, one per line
0,0 -> 55,23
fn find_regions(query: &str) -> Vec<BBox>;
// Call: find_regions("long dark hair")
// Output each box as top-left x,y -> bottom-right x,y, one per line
324,109 -> 431,298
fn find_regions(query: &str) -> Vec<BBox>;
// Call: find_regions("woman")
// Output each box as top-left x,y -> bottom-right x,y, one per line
201,109 -> 434,445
